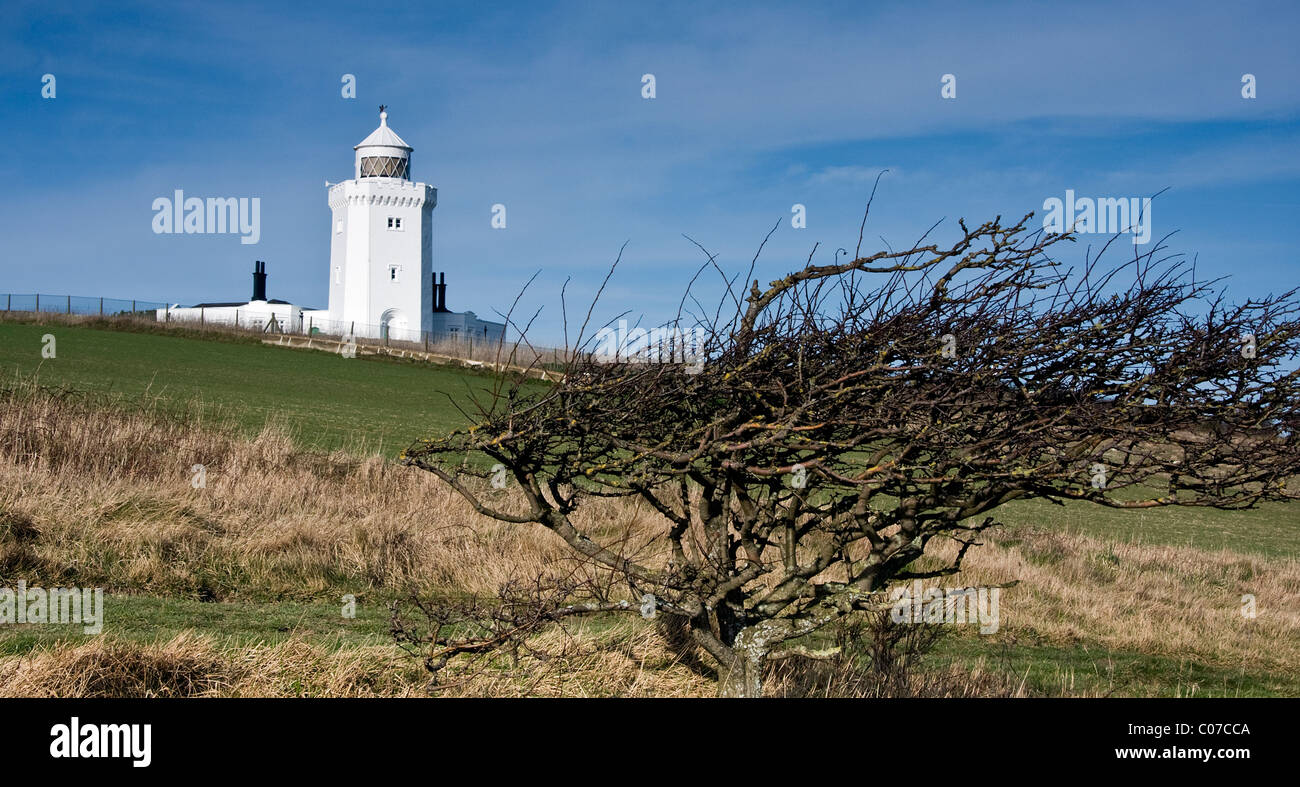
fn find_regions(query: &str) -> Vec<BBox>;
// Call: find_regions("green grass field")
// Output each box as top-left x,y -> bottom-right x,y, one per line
0,321 -> 520,454
994,496 -> 1300,560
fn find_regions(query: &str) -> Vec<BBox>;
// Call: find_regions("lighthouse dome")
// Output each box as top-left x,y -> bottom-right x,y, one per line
354,106 -> 412,179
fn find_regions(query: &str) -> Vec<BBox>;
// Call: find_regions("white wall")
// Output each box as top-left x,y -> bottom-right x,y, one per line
427,310 -> 505,345
327,178 -> 436,337
157,302 -> 302,332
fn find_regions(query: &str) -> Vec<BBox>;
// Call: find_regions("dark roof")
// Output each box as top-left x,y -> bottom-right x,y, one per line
189,299 -> 295,308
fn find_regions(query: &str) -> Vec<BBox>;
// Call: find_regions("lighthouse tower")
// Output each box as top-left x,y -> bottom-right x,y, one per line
325,106 -> 436,340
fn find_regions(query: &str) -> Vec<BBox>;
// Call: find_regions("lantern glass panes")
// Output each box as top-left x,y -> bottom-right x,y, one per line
360,156 -> 408,178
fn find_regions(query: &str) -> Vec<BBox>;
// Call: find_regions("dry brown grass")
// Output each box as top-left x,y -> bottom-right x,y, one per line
0,624 -> 719,698
955,528 -> 1300,676
1,378 -> 1296,696
0,621 -> 1025,698
0,377 -> 602,599
0,632 -> 425,697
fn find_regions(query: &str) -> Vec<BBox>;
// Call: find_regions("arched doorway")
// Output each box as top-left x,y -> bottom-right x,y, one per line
380,308 -> 408,341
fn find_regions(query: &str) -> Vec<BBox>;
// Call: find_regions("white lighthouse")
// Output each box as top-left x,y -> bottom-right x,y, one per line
321,106 -> 436,341
170,107 -> 504,346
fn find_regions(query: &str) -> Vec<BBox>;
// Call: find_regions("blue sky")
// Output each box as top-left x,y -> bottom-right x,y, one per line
2,0 -> 1297,345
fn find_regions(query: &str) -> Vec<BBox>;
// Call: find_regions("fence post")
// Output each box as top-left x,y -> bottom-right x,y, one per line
235,310 -> 239,327
35,294 -> 39,312
67,295 -> 71,314
131,300 -> 136,314
307,316 -> 312,335
99,297 -> 103,316
200,307 -> 205,326
424,332 -> 428,353
5,294 -> 9,311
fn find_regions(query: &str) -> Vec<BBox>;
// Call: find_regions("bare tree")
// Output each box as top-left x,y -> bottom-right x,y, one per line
402,206 -> 1300,696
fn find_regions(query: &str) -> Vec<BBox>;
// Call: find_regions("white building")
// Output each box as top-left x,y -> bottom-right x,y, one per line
163,108 -> 505,347
310,106 -> 504,344
157,261 -> 302,332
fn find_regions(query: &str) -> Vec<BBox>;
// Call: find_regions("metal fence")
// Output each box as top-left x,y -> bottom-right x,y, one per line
2,293 -> 567,368
156,308 -> 503,353
1,293 -> 166,317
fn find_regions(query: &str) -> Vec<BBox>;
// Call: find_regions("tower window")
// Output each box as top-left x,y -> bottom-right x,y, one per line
389,265 -> 401,282
360,156 -> 408,179
387,217 -> 403,230
335,220 -> 343,234
335,266 -> 341,284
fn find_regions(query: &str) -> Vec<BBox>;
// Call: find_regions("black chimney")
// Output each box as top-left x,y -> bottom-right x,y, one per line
433,271 -> 448,312
252,261 -> 267,302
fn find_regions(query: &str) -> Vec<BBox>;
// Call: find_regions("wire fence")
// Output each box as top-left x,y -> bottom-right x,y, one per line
1,293 -> 166,317
1,293 -> 571,369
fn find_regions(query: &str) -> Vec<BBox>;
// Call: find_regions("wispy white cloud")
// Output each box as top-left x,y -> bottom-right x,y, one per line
807,165 -> 901,186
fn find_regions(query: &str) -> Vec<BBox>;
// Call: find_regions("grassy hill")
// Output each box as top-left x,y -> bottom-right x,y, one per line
0,320 -> 526,455
0,318 -> 1295,697
1,319 -> 1294,558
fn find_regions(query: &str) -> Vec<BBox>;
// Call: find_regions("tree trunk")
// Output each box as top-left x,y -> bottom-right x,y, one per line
719,653 -> 765,697
717,626 -> 771,697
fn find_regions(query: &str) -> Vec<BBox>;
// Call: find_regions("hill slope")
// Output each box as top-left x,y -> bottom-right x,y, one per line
0,321 -> 516,454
